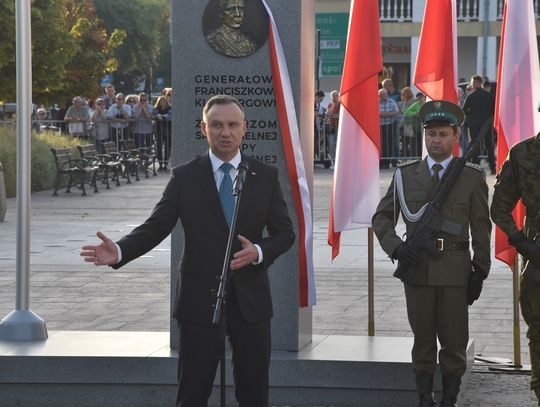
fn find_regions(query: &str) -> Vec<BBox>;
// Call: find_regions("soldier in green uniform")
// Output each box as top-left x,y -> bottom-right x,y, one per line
372,100 -> 492,407
491,128 -> 540,405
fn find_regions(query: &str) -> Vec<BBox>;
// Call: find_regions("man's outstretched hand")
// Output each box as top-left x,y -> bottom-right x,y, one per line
80,231 -> 118,266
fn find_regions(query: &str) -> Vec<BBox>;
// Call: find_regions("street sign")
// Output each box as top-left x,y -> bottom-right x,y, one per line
315,13 -> 349,77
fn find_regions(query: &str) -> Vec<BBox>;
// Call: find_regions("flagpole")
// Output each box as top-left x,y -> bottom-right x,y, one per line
513,256 -> 522,367
0,0 -> 47,341
368,227 -> 375,336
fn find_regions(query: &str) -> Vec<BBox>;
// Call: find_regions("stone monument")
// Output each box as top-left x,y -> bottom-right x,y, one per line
171,0 -> 316,351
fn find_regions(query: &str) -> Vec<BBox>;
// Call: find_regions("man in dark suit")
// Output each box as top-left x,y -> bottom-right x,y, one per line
462,74 -> 496,174
80,95 -> 295,406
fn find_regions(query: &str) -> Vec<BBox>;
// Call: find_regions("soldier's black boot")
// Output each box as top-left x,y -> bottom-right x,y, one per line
440,375 -> 461,407
415,372 -> 437,407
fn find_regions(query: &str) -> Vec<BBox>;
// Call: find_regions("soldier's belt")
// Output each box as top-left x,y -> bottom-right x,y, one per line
433,238 -> 469,251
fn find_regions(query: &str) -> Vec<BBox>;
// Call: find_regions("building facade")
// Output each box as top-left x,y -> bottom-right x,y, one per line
316,0 -> 540,92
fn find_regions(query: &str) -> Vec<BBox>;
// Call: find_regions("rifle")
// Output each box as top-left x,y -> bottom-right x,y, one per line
393,117 -> 493,284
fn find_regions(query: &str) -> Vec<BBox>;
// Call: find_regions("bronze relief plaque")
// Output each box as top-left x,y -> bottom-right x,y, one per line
203,0 -> 269,58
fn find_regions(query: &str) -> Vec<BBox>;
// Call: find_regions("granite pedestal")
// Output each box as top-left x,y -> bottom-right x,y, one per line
0,331 -> 474,406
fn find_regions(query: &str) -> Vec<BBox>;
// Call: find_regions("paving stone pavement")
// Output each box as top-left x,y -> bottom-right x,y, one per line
0,165 -> 537,406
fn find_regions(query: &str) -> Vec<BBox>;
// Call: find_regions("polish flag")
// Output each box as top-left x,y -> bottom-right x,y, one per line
263,0 -> 315,306
413,0 -> 459,156
327,0 -> 382,259
413,0 -> 458,103
494,0 -> 540,267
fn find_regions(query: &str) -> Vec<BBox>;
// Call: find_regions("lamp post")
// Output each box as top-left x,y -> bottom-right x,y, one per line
0,0 -> 48,341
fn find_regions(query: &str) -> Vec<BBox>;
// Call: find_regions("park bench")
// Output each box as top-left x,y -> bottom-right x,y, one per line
120,139 -> 157,177
77,144 -> 122,189
103,141 -> 140,183
50,147 -> 99,196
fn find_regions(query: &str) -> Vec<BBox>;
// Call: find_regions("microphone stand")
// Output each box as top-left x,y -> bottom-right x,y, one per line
212,163 -> 248,407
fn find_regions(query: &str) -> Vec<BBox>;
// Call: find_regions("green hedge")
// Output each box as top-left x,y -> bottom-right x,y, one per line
0,127 -> 81,197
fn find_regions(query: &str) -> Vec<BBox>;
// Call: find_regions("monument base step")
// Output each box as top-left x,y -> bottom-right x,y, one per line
0,331 -> 474,407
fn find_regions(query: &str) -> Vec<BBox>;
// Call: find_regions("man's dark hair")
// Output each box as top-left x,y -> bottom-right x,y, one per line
471,75 -> 483,84
315,90 -> 325,98
203,95 -> 245,118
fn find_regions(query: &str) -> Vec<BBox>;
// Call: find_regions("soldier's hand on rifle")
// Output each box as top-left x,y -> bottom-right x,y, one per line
392,243 -> 419,266
467,269 -> 486,305
508,231 -> 540,267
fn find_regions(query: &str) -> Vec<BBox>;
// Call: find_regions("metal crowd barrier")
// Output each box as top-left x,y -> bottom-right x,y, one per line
0,114 -> 493,171
312,114 -> 493,168
379,114 -> 423,168
0,118 -> 172,170
313,114 -> 424,168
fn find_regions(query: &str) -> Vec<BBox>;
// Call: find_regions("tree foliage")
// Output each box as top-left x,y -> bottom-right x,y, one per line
0,0 -> 125,105
62,0 -> 125,100
0,2 -> 16,76
93,0 -> 171,93
31,0 -> 78,103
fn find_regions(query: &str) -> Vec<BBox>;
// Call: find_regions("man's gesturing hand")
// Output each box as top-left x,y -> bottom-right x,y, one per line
80,231 -> 118,266
230,235 -> 259,270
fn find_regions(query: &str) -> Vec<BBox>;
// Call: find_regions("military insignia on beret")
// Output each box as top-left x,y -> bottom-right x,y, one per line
419,99 -> 465,127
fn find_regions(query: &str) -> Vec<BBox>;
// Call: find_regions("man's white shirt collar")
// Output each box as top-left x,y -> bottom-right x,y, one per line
427,155 -> 453,172
209,149 -> 241,173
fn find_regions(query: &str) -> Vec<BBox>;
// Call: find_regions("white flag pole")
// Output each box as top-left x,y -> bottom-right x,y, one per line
0,0 -> 48,341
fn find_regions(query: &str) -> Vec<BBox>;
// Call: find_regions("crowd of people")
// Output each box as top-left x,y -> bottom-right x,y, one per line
314,89 -> 340,169
376,75 -> 496,171
31,85 -> 174,171
314,74 -> 497,173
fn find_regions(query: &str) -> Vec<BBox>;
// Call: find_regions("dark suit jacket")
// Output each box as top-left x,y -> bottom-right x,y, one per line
113,152 -> 295,324
463,87 -> 495,129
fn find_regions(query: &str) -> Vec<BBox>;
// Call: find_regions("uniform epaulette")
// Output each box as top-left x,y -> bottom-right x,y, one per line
398,159 -> 421,168
464,162 -> 483,172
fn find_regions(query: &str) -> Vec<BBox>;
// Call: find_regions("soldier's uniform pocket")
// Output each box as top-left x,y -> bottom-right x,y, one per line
404,188 -> 429,213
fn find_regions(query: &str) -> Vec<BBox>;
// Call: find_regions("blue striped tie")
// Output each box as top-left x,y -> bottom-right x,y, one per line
219,162 -> 234,227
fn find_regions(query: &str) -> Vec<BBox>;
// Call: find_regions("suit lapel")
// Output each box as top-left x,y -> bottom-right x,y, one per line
194,153 -> 229,231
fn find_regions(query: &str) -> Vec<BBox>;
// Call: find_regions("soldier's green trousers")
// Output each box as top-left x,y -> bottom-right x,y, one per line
405,285 -> 468,376
520,275 -> 540,401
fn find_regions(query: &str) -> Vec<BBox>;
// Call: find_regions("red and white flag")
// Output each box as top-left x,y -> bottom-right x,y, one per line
413,0 -> 458,103
262,1 -> 315,306
413,0 -> 459,156
327,0 -> 382,259
494,0 -> 540,267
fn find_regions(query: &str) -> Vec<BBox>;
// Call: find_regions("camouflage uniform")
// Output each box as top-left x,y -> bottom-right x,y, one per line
491,132 -> 540,402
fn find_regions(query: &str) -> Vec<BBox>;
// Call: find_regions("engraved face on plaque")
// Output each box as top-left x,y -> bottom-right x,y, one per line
203,0 -> 268,58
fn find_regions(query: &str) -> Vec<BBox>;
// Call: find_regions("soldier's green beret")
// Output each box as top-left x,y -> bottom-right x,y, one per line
419,100 -> 465,128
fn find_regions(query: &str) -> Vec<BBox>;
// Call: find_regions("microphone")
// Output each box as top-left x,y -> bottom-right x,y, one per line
233,161 -> 249,196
